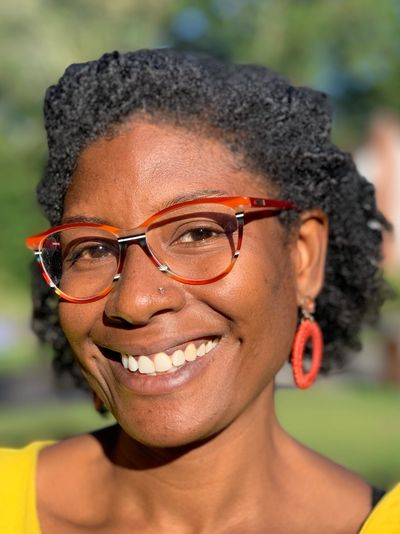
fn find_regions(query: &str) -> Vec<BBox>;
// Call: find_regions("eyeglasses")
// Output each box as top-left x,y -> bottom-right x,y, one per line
26,196 -> 296,303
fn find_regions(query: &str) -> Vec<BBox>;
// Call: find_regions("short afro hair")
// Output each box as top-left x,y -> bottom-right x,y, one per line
32,48 -> 390,388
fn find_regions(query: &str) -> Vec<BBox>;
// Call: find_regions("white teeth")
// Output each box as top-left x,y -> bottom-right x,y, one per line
138,355 -> 155,374
120,338 -> 220,374
171,349 -> 185,367
154,352 -> 173,372
128,355 -> 138,372
197,343 -> 206,357
185,343 -> 197,362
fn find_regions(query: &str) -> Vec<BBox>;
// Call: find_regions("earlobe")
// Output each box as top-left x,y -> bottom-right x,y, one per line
293,210 -> 329,303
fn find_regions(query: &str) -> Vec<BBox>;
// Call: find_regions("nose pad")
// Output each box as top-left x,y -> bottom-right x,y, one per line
104,242 -> 186,325
117,236 -> 167,278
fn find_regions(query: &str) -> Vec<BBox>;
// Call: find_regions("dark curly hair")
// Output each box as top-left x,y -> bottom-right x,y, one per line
31,48 -> 390,389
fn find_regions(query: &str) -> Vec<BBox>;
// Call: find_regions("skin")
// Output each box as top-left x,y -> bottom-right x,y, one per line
37,120 -> 371,533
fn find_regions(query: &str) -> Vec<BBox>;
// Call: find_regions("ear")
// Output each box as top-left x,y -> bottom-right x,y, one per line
291,210 -> 329,304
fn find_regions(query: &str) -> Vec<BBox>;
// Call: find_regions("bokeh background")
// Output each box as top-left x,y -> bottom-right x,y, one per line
1,0 -> 400,488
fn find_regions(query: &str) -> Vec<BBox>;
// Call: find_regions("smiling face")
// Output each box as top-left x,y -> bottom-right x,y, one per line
60,120 -> 305,447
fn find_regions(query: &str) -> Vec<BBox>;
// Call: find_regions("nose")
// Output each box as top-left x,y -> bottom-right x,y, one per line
103,244 -> 186,326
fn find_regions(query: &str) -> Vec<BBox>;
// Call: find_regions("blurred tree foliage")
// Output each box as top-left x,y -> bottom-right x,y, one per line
1,0 -> 399,293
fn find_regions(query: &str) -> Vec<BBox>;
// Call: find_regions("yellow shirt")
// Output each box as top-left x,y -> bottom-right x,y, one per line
0,441 -> 52,534
0,441 -> 398,533
360,482 -> 400,533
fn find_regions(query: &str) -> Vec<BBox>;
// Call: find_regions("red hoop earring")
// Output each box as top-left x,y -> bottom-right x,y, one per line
291,299 -> 323,389
92,391 -> 108,415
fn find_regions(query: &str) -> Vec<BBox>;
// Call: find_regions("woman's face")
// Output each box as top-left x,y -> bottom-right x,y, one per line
60,120 -> 316,447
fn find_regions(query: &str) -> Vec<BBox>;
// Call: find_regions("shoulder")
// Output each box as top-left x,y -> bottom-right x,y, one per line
281,435 -> 374,533
0,441 -> 54,534
37,429 -> 116,529
37,431 -> 107,495
37,427 -> 114,477
360,483 -> 400,533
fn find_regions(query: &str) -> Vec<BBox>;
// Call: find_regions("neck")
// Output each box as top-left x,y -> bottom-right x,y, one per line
98,386 -> 295,531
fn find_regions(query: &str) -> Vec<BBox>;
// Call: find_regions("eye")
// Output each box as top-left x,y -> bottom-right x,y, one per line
178,226 -> 222,243
151,211 -> 238,252
64,240 -> 118,266
171,221 -> 228,247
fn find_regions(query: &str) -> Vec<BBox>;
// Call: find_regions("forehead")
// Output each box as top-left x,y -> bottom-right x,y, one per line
63,121 -> 271,225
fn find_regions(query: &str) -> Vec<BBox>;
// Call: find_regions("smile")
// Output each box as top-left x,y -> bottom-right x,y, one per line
120,338 -> 220,375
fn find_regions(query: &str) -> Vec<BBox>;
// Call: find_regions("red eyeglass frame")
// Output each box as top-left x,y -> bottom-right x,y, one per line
26,196 -> 296,303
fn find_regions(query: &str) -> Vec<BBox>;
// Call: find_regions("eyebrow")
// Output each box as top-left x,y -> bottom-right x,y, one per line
61,215 -> 111,225
61,189 -> 229,225
163,189 -> 228,208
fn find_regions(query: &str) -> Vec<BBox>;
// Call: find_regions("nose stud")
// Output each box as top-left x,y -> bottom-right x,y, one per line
158,287 -> 166,294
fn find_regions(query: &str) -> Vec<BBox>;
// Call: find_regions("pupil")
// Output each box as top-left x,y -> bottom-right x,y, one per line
193,228 -> 211,239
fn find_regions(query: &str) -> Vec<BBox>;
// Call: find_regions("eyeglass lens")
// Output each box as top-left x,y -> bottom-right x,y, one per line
40,203 -> 240,300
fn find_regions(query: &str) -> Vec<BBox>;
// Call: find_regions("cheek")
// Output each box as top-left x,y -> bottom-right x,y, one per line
59,301 -> 112,395
59,301 -> 102,356
207,233 -> 298,373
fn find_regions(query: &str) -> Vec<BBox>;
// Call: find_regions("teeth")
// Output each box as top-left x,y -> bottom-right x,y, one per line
138,355 -> 155,374
128,355 -> 138,372
154,352 -> 173,372
120,337 -> 220,374
185,343 -> 197,362
197,343 -> 206,357
171,349 -> 185,367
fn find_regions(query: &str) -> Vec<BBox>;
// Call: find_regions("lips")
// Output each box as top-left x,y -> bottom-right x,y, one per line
99,336 -> 223,396
98,336 -> 220,375
120,338 -> 219,375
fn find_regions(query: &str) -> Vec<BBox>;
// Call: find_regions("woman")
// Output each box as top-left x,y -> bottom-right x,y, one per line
2,49 -> 398,532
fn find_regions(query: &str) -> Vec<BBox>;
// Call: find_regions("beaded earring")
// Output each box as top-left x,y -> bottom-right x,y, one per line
291,297 -> 323,389
92,391 -> 108,415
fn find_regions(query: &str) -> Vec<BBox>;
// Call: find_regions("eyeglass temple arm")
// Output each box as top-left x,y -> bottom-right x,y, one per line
249,197 -> 296,210
26,236 -> 39,250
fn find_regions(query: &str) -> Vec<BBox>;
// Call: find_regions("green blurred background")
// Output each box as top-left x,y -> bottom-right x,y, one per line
1,0 -> 400,488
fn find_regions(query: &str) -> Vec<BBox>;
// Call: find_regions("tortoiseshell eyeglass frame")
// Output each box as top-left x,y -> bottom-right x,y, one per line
26,196 -> 296,304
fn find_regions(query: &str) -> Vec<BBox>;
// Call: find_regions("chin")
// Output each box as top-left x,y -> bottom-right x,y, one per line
115,408 -> 227,450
